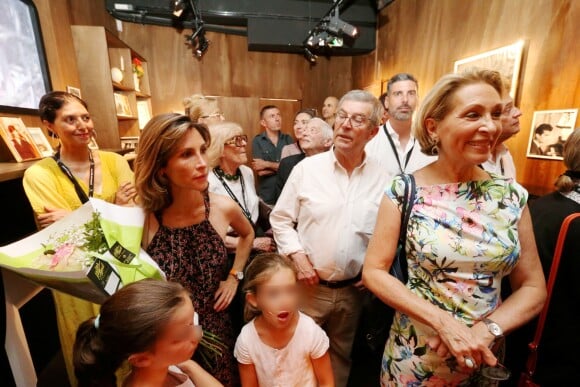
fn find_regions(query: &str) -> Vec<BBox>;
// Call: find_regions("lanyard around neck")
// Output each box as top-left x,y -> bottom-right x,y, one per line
213,167 -> 252,222
383,124 -> 414,173
53,150 -> 94,203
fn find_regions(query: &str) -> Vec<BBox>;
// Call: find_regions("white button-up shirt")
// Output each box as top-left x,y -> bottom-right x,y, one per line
481,144 -> 517,179
365,120 -> 436,180
271,149 -> 390,281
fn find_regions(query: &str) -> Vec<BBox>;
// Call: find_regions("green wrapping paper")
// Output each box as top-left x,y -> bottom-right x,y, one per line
0,198 -> 165,304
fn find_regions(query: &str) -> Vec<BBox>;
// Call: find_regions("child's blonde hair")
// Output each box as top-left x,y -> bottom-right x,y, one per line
243,253 -> 297,321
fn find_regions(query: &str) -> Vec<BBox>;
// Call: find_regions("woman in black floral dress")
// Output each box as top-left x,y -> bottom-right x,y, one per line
135,113 -> 254,386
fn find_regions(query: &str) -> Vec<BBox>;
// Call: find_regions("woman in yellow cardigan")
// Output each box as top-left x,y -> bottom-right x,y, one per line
22,91 -> 136,385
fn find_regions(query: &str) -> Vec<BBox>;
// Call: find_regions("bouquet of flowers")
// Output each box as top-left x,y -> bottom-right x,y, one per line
0,198 -> 164,304
132,57 -> 144,78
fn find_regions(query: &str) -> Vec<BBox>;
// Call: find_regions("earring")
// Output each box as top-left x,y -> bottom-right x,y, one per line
431,137 -> 439,155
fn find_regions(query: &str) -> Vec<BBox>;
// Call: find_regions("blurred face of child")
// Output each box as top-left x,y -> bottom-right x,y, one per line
250,267 -> 299,327
146,295 -> 203,367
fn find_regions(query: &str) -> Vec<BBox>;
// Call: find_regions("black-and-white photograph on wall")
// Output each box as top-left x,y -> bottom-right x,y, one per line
526,109 -> 578,160
0,0 -> 51,114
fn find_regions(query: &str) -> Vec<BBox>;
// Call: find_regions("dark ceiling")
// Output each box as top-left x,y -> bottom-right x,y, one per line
105,0 -> 388,56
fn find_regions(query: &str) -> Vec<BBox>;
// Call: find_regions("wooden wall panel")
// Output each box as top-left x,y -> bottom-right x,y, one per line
354,0 -> 580,196
68,0 -> 117,32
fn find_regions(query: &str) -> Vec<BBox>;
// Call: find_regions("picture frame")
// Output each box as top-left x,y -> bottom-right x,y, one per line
0,0 -> 52,115
66,86 -> 82,99
454,40 -> 525,99
0,116 -> 42,162
120,136 -> 139,151
114,93 -> 132,117
25,126 -> 53,157
526,109 -> 578,160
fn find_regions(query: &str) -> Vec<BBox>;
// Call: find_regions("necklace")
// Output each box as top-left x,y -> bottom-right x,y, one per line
214,166 -> 240,181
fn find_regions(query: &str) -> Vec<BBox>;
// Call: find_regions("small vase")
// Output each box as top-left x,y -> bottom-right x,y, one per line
133,73 -> 140,92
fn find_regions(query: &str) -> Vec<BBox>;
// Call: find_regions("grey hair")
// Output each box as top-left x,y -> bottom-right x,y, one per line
337,90 -> 383,127
307,117 -> 333,142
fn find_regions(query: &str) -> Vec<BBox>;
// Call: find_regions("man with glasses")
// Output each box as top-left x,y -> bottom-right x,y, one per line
251,105 -> 293,204
271,91 -> 389,387
366,73 -> 436,179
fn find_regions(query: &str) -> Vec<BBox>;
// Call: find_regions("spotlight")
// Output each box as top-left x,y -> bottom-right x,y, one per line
304,47 -> 317,64
195,33 -> 209,58
327,15 -> 358,38
172,0 -> 186,17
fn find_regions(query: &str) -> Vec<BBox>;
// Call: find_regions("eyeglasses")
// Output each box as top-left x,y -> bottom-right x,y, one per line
224,134 -> 248,147
200,111 -> 224,119
335,111 -> 369,128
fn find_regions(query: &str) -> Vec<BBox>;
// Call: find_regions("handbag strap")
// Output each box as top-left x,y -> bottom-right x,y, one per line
399,174 -> 416,243
523,212 -> 580,378
390,173 -> 416,281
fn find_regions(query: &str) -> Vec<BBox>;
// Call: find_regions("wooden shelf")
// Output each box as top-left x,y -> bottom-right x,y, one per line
117,115 -> 138,120
71,26 -> 153,149
0,161 -> 36,182
112,81 -> 134,92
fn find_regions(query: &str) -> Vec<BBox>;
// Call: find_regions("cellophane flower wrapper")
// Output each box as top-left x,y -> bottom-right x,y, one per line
0,198 -> 164,304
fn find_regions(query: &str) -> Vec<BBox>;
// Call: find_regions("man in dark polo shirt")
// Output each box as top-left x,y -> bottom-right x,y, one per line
251,105 -> 293,204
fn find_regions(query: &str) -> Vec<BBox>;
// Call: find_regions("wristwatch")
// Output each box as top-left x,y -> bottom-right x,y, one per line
229,269 -> 244,281
483,318 -> 504,338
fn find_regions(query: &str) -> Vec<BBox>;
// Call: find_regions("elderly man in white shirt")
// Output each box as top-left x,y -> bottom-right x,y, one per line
270,90 -> 389,387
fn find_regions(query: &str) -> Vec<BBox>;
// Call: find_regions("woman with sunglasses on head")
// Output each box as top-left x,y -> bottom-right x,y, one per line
183,94 -> 225,126
22,91 -> 137,385
135,114 -> 253,386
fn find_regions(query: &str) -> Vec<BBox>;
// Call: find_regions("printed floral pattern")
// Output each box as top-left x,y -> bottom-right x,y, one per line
381,174 -> 527,386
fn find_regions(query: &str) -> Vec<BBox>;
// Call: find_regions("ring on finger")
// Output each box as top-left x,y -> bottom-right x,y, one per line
464,357 -> 475,369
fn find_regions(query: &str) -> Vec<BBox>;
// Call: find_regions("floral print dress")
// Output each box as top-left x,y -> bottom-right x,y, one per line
381,174 -> 527,386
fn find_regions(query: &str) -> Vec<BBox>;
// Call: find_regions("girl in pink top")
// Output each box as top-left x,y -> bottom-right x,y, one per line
234,253 -> 334,387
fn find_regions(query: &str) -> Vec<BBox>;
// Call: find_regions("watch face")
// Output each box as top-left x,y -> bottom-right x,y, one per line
490,324 -> 502,336
235,272 -> 244,280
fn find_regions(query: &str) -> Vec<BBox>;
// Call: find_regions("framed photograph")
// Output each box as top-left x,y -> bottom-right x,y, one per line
454,40 -> 525,98
0,0 -> 52,114
120,136 -> 139,151
0,116 -> 42,162
114,93 -> 132,117
25,126 -> 53,157
136,100 -> 152,129
526,109 -> 578,160
66,86 -> 82,99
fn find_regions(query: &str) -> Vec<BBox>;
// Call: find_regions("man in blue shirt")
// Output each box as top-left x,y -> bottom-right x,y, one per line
251,105 -> 293,204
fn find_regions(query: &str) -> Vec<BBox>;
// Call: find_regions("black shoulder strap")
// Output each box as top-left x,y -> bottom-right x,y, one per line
52,153 -> 90,204
390,173 -> 416,281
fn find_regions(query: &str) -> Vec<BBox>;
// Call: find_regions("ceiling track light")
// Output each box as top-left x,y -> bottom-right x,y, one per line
177,0 -> 209,59
304,47 -> 318,64
301,0 -> 359,63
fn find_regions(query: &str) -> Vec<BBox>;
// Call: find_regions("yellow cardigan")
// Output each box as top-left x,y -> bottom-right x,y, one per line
22,150 -> 134,386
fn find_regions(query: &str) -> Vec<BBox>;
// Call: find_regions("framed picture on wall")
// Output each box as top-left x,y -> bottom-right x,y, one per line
526,109 -> 578,160
454,40 -> 525,99
0,116 -> 42,162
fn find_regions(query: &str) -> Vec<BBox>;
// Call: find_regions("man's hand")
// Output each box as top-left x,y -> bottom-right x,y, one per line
291,252 -> 319,286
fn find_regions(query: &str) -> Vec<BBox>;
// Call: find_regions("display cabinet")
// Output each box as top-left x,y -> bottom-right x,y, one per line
71,26 -> 152,150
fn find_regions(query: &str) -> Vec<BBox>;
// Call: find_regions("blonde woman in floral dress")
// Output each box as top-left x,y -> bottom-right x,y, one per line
363,70 -> 546,386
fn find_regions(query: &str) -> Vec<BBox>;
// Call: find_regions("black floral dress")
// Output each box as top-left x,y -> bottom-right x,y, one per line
146,195 -> 239,386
